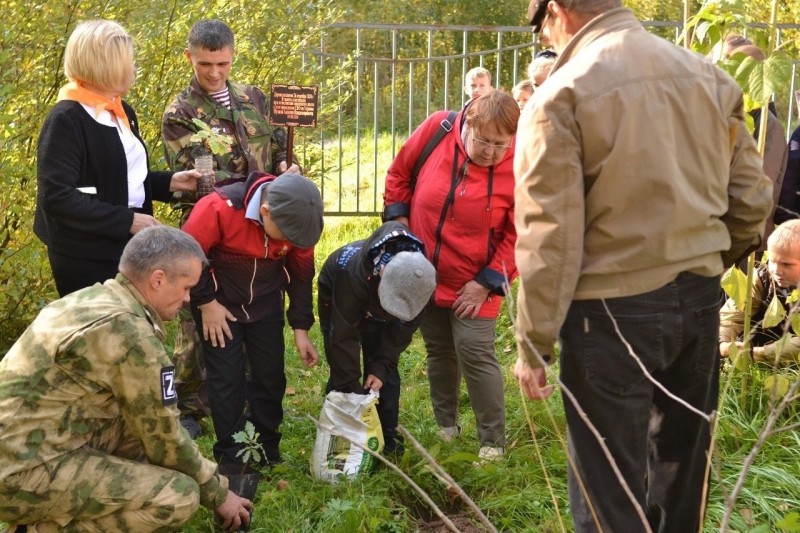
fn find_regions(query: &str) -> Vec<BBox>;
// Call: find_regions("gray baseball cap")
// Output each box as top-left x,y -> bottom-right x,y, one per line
267,173 -> 324,248
379,251 -> 437,321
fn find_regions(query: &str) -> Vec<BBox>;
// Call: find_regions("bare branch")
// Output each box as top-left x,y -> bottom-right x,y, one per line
766,420 -> 800,436
719,377 -> 800,531
559,383 -> 654,533
601,300 -> 713,422
516,389 -> 567,533
397,425 -> 497,533
505,264 -> 638,531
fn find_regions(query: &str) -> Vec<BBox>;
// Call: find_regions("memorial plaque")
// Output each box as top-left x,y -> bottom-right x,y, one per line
270,84 -> 318,128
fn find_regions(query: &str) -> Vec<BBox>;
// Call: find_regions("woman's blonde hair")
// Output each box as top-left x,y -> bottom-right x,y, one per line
64,20 -> 135,92
465,90 -> 520,136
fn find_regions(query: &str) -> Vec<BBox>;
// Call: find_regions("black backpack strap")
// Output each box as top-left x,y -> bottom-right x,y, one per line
410,110 -> 458,193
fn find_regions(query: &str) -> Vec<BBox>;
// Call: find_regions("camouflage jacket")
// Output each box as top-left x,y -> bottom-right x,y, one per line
162,77 -> 288,190
0,274 -> 228,509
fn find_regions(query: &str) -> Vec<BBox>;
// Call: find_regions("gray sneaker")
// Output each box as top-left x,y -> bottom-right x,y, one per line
438,424 -> 462,442
473,446 -> 504,466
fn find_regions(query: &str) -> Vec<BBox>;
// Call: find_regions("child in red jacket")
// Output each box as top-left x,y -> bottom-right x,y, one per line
182,172 -> 323,466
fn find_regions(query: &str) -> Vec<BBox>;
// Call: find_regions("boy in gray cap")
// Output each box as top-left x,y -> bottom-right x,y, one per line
318,221 -> 436,454
182,171 -> 323,466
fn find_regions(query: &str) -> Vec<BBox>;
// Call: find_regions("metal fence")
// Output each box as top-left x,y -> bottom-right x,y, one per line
303,22 -> 800,216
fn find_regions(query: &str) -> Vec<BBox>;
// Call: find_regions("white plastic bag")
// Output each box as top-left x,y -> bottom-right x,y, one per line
311,390 -> 384,483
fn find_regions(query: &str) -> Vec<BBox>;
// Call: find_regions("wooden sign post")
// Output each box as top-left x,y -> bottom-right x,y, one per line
269,84 -> 319,166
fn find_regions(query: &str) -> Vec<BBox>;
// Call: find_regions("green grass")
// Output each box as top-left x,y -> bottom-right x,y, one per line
177,216 -> 800,532
4,165 -> 800,531
2,225 -> 798,532
182,216 -> 575,532
306,129 -> 400,216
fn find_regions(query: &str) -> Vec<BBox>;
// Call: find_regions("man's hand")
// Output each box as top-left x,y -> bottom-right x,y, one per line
277,162 -> 302,175
452,281 -> 491,319
215,490 -> 252,532
363,374 -> 383,391
199,300 -> 237,348
169,169 -> 202,192
293,329 -> 319,367
130,213 -> 160,235
514,357 -> 554,400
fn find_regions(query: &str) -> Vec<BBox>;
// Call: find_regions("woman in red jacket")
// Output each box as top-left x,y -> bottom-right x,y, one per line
383,90 -> 519,462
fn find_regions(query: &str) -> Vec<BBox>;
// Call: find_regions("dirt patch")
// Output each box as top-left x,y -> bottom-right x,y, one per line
416,512 -> 489,533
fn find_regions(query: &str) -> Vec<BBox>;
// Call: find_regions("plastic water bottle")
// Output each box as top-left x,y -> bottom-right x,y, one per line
195,154 -> 215,197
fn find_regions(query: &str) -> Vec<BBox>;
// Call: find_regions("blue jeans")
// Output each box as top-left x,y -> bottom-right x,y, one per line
560,272 -> 722,533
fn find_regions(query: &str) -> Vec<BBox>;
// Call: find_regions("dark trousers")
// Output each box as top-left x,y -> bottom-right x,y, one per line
48,248 -> 118,297
560,272 -> 722,533
322,319 -> 402,452
192,309 -> 286,465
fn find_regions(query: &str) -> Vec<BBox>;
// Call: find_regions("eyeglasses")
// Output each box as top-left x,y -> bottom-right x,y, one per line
470,134 -> 513,152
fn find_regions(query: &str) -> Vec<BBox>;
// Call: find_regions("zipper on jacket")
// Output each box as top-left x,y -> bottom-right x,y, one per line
449,158 -> 470,220
240,234 -> 269,320
484,167 -> 495,266
241,257 -> 257,321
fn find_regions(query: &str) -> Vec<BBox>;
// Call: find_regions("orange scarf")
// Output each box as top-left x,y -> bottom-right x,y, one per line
57,81 -> 130,130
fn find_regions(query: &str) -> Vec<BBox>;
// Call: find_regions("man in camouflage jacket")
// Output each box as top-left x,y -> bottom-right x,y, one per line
0,226 -> 251,531
161,19 -> 299,435
162,79 -> 290,189
161,19 -> 297,193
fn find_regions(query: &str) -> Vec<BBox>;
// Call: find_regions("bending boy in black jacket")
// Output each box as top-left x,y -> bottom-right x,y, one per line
318,221 -> 436,454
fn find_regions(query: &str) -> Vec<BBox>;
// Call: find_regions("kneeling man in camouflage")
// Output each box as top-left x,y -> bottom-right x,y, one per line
0,226 -> 251,531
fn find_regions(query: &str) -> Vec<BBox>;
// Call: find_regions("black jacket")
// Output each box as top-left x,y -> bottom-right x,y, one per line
318,221 -> 426,390
34,100 -> 173,260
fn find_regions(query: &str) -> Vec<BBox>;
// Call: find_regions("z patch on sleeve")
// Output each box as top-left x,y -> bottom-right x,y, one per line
160,366 -> 178,406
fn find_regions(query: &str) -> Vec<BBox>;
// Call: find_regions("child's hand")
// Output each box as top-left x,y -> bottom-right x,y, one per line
293,329 -> 319,367
363,374 -> 383,392
720,341 -> 748,359
198,300 -> 236,348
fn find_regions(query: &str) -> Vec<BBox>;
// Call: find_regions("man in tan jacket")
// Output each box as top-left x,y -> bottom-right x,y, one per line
513,0 -> 772,531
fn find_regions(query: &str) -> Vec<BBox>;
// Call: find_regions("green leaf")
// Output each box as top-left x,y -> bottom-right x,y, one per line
763,374 -> 790,401
776,511 -> 800,532
231,421 -> 265,466
763,52 -> 795,101
721,266 -> 749,310
788,289 -> 799,305
791,313 -> 800,336
730,343 -> 750,372
694,20 -> 712,43
762,295 -> 785,329
440,452 -> 482,465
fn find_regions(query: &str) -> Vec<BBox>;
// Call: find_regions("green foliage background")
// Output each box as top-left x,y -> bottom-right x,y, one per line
0,0 -> 349,350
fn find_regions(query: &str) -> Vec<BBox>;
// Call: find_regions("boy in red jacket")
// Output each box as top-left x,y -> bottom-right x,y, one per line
182,172 -> 323,466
